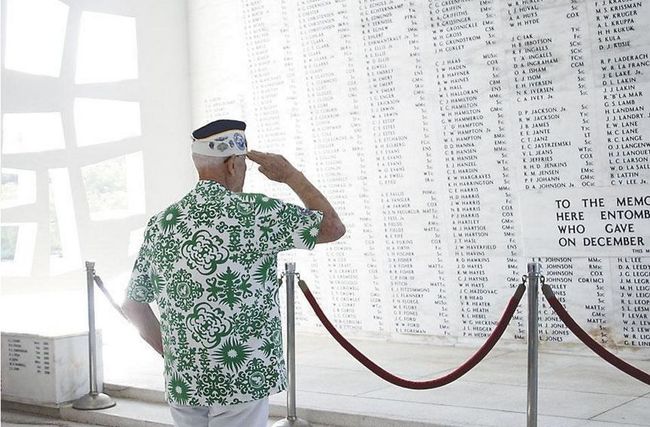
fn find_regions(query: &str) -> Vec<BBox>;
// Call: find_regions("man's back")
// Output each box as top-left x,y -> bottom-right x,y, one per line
128,180 -> 323,406
122,123 -> 345,426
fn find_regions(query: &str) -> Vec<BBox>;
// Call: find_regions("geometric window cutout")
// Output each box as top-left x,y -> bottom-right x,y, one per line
75,12 -> 138,84
48,168 -> 81,275
1,168 -> 37,208
0,223 -> 37,277
1,226 -> 19,261
128,227 -> 145,256
82,156 -> 126,220
82,152 -> 145,221
74,98 -> 141,146
4,0 -> 69,77
49,197 -> 63,259
2,112 -> 66,153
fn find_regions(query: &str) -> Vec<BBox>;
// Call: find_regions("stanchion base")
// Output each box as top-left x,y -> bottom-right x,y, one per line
72,392 -> 116,410
272,417 -> 311,427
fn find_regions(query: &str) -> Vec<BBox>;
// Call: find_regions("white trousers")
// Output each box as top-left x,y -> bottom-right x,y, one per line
169,397 -> 269,427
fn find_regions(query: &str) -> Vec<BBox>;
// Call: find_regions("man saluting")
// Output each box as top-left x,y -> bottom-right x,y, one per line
122,119 -> 345,426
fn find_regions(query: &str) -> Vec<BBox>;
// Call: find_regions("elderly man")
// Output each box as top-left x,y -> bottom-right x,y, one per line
122,119 -> 345,427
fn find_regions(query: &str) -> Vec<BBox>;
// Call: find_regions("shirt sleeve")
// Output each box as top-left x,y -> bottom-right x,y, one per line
126,219 -> 156,304
253,194 -> 324,254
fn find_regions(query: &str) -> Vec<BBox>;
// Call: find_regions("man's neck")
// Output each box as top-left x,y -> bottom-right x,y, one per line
198,170 -> 225,183
197,173 -> 239,192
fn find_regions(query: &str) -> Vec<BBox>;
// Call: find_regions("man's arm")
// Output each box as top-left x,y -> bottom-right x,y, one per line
121,299 -> 164,357
247,150 -> 346,243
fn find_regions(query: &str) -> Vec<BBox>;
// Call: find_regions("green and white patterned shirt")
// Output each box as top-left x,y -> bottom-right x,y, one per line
126,180 -> 323,406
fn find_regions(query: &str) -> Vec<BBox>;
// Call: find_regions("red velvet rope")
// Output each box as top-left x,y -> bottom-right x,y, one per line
542,284 -> 650,386
298,279 -> 526,389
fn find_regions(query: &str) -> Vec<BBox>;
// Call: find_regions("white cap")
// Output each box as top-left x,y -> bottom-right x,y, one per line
191,129 -> 248,158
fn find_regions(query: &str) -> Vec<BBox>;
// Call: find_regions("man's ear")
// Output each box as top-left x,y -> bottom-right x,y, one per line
226,156 -> 237,175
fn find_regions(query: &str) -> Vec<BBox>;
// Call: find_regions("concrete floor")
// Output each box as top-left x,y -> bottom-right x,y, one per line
2,331 -> 649,426
1,407 -> 291,427
97,332 -> 650,427
3,286 -> 648,426
2,410 -> 105,427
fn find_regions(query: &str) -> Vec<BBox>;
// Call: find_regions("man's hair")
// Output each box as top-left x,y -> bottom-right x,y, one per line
192,153 -> 227,171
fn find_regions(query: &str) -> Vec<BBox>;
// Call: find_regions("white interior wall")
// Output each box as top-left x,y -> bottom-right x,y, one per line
1,0 -> 194,329
2,0 -> 649,354
185,0 -> 650,350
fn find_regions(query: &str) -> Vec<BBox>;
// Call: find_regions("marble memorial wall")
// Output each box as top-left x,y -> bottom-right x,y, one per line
188,0 -> 650,349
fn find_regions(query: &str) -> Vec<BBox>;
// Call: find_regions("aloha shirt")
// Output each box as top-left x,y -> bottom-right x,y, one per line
126,180 -> 323,406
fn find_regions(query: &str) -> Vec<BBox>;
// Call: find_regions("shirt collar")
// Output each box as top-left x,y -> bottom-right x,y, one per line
195,179 -> 228,194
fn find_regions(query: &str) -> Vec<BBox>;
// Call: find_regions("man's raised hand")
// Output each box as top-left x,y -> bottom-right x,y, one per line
247,150 -> 300,183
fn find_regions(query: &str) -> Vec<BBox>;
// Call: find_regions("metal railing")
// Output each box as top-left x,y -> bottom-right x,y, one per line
526,262 -> 541,427
273,262 -> 311,427
72,261 -> 115,410
83,259 -> 649,427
